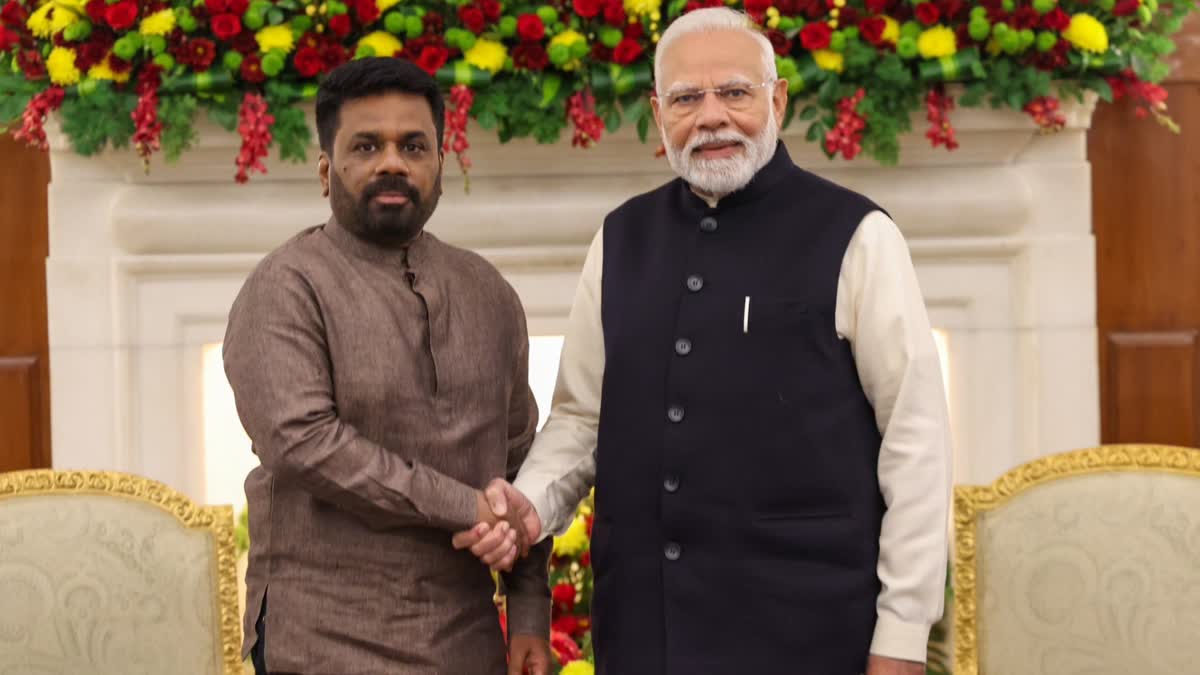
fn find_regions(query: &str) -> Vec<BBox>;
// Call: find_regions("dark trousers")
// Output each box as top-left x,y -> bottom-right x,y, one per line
251,596 -> 268,675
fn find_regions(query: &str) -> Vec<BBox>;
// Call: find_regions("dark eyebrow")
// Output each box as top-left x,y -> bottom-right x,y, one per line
401,131 -> 431,144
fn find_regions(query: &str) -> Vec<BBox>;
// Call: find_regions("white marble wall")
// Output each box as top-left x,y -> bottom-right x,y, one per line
44,97 -> 1099,501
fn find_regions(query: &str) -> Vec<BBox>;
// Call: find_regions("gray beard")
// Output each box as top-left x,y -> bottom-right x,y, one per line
661,105 -> 779,197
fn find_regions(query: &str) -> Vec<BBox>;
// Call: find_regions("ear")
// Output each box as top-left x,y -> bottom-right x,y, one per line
650,94 -> 663,132
318,152 -> 330,198
772,79 -> 788,130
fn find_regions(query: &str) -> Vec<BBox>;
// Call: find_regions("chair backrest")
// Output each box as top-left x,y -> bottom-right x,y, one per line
953,445 -> 1200,675
0,470 -> 242,675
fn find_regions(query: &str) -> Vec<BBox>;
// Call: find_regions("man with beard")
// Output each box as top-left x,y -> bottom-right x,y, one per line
454,8 -> 952,675
222,58 -> 551,675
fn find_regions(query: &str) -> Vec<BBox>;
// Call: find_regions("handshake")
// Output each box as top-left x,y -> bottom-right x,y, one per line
453,479 -> 544,572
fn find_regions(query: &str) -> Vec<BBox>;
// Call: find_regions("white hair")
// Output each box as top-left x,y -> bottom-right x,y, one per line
653,8 -> 778,93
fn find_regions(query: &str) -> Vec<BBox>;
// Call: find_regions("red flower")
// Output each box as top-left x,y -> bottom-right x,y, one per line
1112,0 -> 1138,16
479,0 -> 501,21
859,17 -> 886,46
915,2 -> 940,25
865,0 -> 889,12
551,615 -> 581,636
744,0 -> 772,14
321,40 -> 350,68
0,28 -> 17,51
552,583 -> 576,609
423,11 -> 443,33
329,13 -> 352,37
573,0 -> 601,18
579,550 -> 591,567
612,37 -> 643,64
104,0 -> 138,30
799,21 -> 832,50
766,29 -> 792,56
549,630 -> 583,664
84,0 -> 107,22
513,41 -> 549,70
204,0 -> 228,14
17,49 -> 45,79
603,0 -> 625,25
186,37 -> 217,70
415,45 -> 449,75
1041,7 -> 1069,31
293,46 -> 323,77
1,0 -> 28,26
935,0 -> 965,20
211,13 -> 242,40
517,14 -> 544,41
355,0 -> 379,25
590,42 -> 612,61
1012,6 -> 1039,29
108,54 -> 132,73
458,5 -> 485,33
231,31 -> 258,54
228,0 -> 248,14
586,514 -> 594,536
624,21 -> 643,39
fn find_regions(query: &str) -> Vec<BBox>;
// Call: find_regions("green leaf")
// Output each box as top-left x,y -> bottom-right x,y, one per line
798,104 -> 818,121
959,82 -> 987,107
58,83 -> 137,156
666,0 -> 688,19
268,8 -> 285,24
1084,75 -> 1114,103
805,121 -> 823,143
205,96 -> 240,132
477,110 -> 499,129
603,106 -> 621,133
622,96 -> 648,124
539,74 -> 562,108
636,111 -> 650,142
160,94 -> 199,162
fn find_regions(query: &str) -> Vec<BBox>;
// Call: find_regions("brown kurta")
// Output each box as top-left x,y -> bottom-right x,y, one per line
223,218 -> 549,675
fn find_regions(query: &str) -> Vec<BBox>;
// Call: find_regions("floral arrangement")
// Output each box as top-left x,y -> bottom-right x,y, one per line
544,489 -> 595,673
0,0 -> 1192,181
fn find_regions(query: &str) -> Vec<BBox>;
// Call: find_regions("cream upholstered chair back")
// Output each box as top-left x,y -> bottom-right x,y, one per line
953,445 -> 1200,675
0,470 -> 242,675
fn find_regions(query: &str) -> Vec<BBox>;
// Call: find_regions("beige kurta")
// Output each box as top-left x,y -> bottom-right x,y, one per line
224,218 -> 549,675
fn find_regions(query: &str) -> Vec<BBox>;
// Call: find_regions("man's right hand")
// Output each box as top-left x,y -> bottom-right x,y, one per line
453,479 -> 543,572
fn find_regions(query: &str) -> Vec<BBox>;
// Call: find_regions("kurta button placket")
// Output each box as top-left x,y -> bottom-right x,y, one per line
699,216 -> 718,233
685,275 -> 704,292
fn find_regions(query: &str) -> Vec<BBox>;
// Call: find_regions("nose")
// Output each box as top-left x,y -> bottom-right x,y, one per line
694,91 -> 730,132
374,143 -> 410,176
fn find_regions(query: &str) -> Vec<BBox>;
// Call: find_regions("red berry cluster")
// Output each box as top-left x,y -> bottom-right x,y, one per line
442,84 -> 474,177
567,90 -> 604,148
234,92 -> 274,183
13,86 -> 65,151
924,87 -> 959,150
1023,95 -> 1065,133
132,67 -> 164,168
1108,69 -> 1170,123
824,88 -> 866,160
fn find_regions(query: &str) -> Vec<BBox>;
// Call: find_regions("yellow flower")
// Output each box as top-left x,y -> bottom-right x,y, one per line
1063,13 -> 1108,53
88,54 -> 131,83
463,38 -> 507,74
26,3 -> 56,38
624,0 -> 659,18
549,29 -> 586,71
139,8 -> 176,36
377,0 -> 402,11
813,49 -> 844,73
256,25 -> 296,54
46,46 -> 81,85
881,16 -> 900,44
552,515 -> 590,557
357,30 -> 403,56
917,25 -> 957,59
560,662 -> 596,675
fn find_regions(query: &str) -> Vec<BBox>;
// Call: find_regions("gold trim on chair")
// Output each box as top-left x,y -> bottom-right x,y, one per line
0,470 -> 243,675
952,444 -> 1200,675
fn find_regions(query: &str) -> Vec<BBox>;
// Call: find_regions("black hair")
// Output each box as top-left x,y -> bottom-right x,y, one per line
315,58 -> 445,156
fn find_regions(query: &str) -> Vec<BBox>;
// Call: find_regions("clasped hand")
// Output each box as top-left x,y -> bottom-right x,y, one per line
453,479 -> 542,572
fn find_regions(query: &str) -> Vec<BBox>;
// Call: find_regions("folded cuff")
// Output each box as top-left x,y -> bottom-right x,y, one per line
506,592 -> 551,639
869,613 -> 932,664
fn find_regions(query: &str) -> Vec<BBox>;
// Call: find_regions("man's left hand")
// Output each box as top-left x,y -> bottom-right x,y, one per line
508,634 -> 551,675
866,654 -> 925,675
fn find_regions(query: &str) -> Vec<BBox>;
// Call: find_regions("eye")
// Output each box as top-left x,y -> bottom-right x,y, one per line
353,142 -> 378,153
719,87 -> 750,99
672,92 -> 700,106
403,142 -> 427,154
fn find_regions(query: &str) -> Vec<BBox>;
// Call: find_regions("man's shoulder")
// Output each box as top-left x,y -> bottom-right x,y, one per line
243,225 -> 329,284
784,165 -> 882,213
606,176 -> 681,223
427,234 -> 521,300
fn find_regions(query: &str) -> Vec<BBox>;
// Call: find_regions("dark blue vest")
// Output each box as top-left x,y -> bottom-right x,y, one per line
591,143 -> 886,674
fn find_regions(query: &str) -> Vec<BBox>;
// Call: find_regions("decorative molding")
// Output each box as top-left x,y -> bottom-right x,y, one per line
952,444 -> 1200,675
0,469 -> 243,675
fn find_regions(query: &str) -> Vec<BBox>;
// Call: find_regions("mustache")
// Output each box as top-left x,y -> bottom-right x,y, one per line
362,176 -> 420,205
685,131 -> 749,156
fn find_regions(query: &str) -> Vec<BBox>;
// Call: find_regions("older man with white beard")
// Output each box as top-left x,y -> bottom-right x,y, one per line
454,7 -> 952,675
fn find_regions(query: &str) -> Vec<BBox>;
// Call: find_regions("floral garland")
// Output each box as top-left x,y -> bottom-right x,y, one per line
0,0 -> 1193,181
